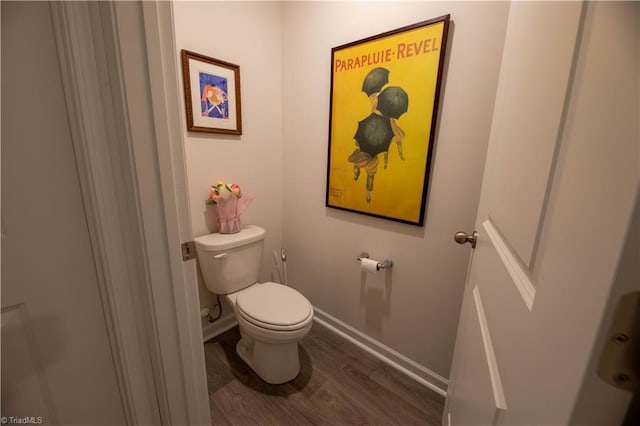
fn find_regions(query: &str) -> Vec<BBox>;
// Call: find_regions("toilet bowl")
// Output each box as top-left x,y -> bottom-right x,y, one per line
194,226 -> 313,384
227,281 -> 313,383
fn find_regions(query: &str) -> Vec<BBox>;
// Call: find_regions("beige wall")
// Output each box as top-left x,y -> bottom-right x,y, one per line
174,1 -> 509,379
173,2 -> 284,307
281,2 -> 509,378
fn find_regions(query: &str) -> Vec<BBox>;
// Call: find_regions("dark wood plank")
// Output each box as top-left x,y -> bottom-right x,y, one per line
301,326 -> 438,425
287,378 -> 377,425
208,398 -> 234,426
203,340 -> 236,395
204,323 -> 444,425
210,378 -> 309,426
369,364 -> 445,425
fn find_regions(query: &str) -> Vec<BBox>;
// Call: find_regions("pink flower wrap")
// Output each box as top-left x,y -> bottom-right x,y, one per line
215,195 -> 254,233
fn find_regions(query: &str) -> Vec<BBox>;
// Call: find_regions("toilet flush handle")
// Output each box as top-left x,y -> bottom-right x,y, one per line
214,253 -> 228,259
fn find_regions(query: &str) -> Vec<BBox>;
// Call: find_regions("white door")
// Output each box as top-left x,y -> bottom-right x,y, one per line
444,2 -> 638,425
1,2 -> 127,424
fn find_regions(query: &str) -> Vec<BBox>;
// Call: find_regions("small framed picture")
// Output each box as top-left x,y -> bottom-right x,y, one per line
181,49 -> 242,135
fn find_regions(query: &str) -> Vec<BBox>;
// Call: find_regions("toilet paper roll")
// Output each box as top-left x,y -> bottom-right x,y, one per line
361,258 -> 380,273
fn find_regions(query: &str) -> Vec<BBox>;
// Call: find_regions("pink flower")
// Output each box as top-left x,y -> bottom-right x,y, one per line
206,186 -> 219,205
230,183 -> 242,198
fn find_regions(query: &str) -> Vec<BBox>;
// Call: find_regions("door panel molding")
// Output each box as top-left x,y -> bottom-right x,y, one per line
484,1 -> 584,268
483,219 -> 536,310
473,285 -> 507,412
446,284 -> 507,425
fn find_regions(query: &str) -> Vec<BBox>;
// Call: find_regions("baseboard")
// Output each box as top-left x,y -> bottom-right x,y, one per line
313,306 -> 448,397
202,313 -> 238,342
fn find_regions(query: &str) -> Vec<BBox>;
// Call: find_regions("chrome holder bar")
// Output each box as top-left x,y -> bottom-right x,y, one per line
356,251 -> 393,270
378,259 -> 394,270
357,251 -> 370,261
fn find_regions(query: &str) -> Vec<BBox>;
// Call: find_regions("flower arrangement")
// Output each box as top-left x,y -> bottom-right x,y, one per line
207,182 -> 242,205
206,181 -> 253,234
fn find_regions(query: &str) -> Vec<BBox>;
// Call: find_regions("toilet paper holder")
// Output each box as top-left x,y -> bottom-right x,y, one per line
357,251 -> 393,270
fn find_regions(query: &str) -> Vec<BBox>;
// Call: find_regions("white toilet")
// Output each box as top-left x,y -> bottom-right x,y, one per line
194,225 -> 313,384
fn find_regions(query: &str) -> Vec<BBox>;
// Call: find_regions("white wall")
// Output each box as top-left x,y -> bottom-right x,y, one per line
281,2 -> 509,378
174,1 -> 510,380
173,2 -> 284,307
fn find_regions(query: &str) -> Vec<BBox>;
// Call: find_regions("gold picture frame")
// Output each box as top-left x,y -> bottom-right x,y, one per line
181,49 -> 242,135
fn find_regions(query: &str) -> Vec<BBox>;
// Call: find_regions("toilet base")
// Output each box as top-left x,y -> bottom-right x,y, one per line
235,330 -> 301,384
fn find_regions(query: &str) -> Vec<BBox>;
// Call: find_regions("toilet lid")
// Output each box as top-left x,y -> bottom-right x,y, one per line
236,282 -> 312,327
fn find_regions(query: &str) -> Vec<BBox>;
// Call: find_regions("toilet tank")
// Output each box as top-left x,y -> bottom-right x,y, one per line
193,225 -> 265,295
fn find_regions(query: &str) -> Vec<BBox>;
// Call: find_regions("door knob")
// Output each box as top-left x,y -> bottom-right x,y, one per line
454,231 -> 477,248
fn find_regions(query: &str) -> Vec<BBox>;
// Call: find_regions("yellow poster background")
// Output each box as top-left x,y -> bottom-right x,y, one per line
327,20 -> 447,224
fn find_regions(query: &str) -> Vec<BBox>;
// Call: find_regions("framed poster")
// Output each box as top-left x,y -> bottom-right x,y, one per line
326,15 -> 450,226
181,49 -> 242,135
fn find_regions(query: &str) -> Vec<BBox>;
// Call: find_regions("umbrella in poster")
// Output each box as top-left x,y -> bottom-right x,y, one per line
361,67 -> 390,96
353,113 -> 395,157
376,86 -> 409,119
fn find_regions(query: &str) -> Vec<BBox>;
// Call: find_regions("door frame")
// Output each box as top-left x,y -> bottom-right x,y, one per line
50,1 -> 209,425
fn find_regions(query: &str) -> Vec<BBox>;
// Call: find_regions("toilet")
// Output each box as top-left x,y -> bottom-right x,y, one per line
194,225 -> 313,384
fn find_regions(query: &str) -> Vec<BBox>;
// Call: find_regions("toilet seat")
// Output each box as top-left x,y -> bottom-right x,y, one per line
237,307 -> 313,332
235,282 -> 313,331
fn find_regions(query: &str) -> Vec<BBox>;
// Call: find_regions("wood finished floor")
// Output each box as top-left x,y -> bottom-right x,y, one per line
204,323 -> 444,425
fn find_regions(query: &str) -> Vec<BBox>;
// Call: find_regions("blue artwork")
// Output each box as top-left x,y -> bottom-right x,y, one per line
199,72 -> 229,119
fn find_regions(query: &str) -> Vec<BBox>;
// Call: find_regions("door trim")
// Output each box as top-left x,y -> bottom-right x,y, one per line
50,2 -> 161,424
50,1 -> 211,425
139,1 -> 211,424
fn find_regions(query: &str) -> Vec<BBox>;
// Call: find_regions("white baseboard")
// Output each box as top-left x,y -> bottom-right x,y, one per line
200,306 -> 448,397
202,313 -> 238,342
313,306 -> 448,397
